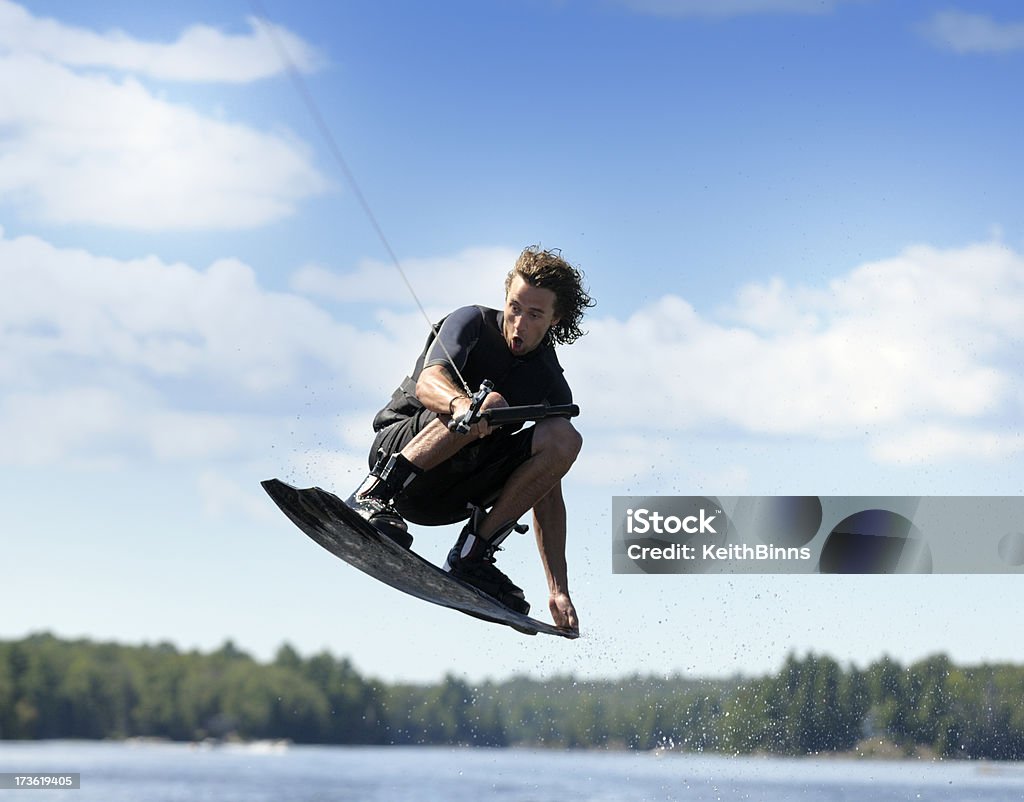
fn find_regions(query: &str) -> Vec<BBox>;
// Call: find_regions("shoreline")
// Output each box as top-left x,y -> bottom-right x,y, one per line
2,736 -> 1021,764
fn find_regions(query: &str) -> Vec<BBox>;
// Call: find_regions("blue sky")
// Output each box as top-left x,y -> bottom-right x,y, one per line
1,0 -> 1023,683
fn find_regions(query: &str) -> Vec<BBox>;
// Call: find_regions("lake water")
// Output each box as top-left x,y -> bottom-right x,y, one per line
2,741 -> 1023,801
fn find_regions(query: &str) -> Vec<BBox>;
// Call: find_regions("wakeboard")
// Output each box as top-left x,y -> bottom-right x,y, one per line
261,478 -> 578,639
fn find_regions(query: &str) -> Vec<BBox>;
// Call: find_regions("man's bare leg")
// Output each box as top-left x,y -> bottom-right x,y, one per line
399,391 -> 510,469
398,418 -> 471,470
475,417 -> 582,540
442,417 -> 581,617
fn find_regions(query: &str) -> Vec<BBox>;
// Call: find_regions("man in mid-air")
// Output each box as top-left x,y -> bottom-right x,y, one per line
345,246 -> 594,631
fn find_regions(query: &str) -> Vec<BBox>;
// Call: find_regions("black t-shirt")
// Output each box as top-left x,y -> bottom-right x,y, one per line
373,305 -> 572,431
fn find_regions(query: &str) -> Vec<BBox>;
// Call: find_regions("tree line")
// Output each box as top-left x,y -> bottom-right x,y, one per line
2,633 -> 1023,759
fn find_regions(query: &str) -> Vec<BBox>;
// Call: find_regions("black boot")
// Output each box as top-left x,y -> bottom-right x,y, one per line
346,452 -> 421,549
443,508 -> 530,615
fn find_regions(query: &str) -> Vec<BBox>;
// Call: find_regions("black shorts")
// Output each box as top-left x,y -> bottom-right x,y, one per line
370,408 -> 535,526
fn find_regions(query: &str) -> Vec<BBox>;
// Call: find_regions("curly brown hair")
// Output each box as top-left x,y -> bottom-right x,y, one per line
505,246 -> 595,346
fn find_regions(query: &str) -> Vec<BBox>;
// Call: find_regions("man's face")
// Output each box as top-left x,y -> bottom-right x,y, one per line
503,274 -> 560,356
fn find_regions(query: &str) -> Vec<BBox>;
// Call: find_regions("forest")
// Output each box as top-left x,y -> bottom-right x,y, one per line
2,633 -> 1024,759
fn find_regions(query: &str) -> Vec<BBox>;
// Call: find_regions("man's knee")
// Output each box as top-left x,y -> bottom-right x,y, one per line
534,417 -> 583,468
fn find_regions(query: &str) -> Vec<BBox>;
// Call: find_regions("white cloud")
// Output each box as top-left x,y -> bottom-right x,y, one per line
4,225 -> 1022,471
870,426 -> 1024,465
921,11 -> 1024,54
0,3 -> 328,229
0,1 -> 322,82
0,228 -> 359,390
610,0 -> 844,18
564,240 -> 1024,464
0,386 -> 124,467
0,227 -> 414,467
290,246 -> 517,314
0,386 -> 248,467
0,54 -> 328,229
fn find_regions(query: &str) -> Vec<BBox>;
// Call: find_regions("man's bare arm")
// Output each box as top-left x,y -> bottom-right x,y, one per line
416,364 -> 507,435
415,364 -> 470,414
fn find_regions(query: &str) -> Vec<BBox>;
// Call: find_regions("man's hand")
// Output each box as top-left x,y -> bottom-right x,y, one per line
549,591 -> 579,632
452,391 -> 509,438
